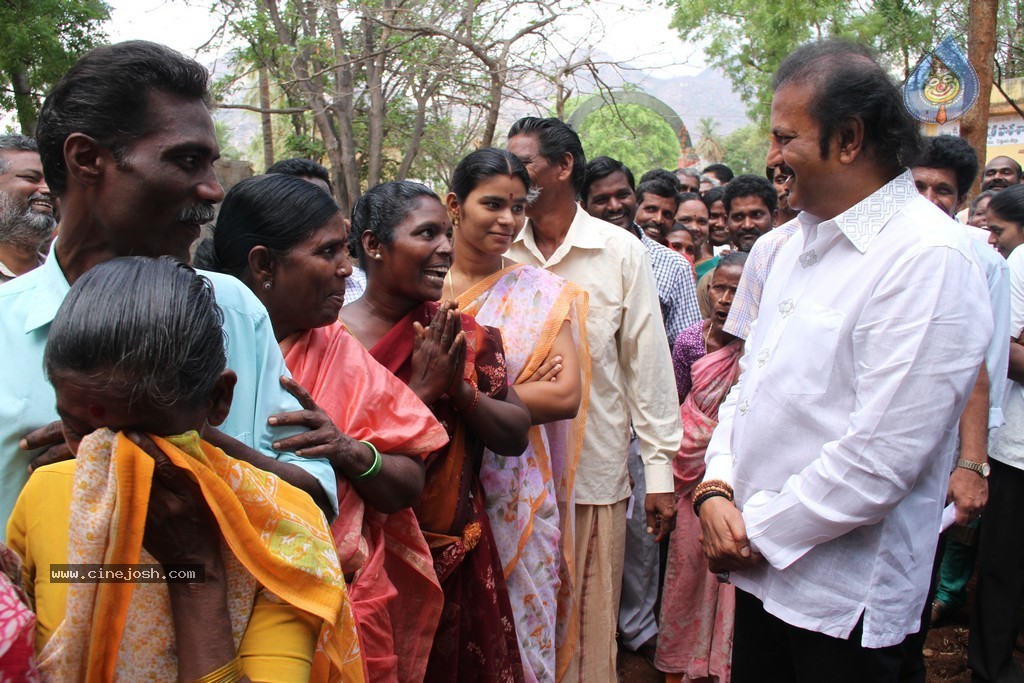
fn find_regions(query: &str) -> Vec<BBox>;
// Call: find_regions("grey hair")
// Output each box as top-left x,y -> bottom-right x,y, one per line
0,135 -> 38,174
699,174 -> 721,188
44,256 -> 226,410
675,168 -> 700,180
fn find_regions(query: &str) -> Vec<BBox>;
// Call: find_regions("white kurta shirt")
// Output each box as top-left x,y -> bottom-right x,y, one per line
704,171 -> 992,648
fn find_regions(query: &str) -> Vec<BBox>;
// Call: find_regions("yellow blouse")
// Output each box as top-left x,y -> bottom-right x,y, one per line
7,460 -> 323,682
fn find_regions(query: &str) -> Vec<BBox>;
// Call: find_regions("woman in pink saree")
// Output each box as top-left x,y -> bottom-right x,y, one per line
657,252 -> 747,683
444,148 -> 589,682
197,174 -> 449,683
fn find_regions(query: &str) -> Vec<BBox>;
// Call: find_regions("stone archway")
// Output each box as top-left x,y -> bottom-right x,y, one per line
566,90 -> 696,164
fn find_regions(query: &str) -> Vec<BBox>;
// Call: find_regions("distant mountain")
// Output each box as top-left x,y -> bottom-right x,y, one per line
640,68 -> 750,136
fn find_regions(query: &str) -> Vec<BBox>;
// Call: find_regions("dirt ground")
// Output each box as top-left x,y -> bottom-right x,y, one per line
616,577 -> 1016,683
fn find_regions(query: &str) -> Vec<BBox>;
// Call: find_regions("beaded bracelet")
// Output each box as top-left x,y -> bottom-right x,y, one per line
693,489 -> 733,516
356,440 -> 383,480
193,656 -> 243,683
692,479 -> 734,501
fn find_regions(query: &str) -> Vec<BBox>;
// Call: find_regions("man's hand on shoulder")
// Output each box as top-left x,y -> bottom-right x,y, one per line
698,496 -> 763,572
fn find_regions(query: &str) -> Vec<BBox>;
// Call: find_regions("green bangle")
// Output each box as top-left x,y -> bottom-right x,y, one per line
356,441 -> 383,480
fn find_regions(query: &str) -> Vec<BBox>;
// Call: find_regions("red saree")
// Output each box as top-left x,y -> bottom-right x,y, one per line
369,302 -> 526,683
282,322 -> 449,683
656,339 -> 743,681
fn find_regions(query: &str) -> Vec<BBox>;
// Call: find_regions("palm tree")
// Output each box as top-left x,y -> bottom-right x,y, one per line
695,117 -> 726,165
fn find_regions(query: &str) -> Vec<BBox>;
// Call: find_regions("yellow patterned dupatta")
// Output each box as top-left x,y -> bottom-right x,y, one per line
37,428 -> 363,682
457,263 -> 590,683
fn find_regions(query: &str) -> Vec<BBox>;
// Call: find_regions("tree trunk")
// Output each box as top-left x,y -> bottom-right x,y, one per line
9,68 -> 36,137
961,0 -> 998,198
481,68 -> 504,147
258,66 -> 275,170
363,13 -> 386,187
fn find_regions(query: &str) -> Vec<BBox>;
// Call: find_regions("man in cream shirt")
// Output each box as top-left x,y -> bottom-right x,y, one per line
507,116 -> 682,682
696,40 -> 992,681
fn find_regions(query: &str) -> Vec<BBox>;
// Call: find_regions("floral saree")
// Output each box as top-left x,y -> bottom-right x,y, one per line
457,264 -> 589,683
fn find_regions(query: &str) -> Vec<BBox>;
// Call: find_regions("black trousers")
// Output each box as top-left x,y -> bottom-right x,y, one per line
732,589 -> 905,683
969,458 -> 1024,683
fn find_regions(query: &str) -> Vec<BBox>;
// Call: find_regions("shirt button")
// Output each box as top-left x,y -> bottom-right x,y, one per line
779,299 -> 795,318
738,399 -> 749,415
757,349 -> 770,367
799,249 -> 818,268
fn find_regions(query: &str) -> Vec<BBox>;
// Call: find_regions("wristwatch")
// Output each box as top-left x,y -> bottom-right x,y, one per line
956,458 -> 991,478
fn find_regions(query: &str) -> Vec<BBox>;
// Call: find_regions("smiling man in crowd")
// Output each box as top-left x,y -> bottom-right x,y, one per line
697,39 -> 991,681
0,135 -> 55,284
981,155 -> 1023,193
696,174 -> 777,317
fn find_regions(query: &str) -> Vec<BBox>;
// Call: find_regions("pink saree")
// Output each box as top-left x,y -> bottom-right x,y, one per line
281,322 -> 449,683
656,339 -> 742,681
457,264 -> 590,683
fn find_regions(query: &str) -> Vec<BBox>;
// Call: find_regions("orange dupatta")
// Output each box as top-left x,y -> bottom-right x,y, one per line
38,429 -> 362,682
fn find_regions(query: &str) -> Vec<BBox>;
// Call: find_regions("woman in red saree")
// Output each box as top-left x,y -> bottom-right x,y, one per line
342,181 -> 533,682
197,174 -> 450,683
657,252 -> 747,683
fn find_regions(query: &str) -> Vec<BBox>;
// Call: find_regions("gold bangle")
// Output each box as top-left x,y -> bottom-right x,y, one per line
193,656 -> 244,683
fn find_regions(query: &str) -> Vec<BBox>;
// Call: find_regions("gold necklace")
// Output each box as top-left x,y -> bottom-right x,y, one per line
704,320 -> 714,347
446,256 -> 507,300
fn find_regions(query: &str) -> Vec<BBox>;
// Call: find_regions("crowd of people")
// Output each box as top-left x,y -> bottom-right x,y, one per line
0,33 -> 1021,683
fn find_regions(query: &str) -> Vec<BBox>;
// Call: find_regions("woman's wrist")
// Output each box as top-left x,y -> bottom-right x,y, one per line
332,436 -> 375,480
452,378 -> 479,413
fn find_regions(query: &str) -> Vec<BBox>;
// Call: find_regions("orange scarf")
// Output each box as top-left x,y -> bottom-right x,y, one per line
38,429 -> 363,682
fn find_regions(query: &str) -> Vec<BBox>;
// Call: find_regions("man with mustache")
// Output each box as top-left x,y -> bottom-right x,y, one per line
0,135 -> 56,284
698,39 -> 990,680
0,41 -> 339,535
696,175 -> 777,317
723,175 -> 776,253
982,155 -> 1023,192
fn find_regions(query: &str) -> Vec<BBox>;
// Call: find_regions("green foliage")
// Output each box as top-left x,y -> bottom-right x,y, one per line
667,0 -> 957,126
0,0 -> 110,134
721,123 -> 771,176
574,102 -> 681,175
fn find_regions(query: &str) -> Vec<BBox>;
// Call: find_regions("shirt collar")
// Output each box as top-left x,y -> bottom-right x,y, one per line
800,170 -> 919,254
24,238 -> 71,333
514,204 -> 606,266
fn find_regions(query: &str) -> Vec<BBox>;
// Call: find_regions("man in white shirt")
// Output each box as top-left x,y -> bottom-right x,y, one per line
697,39 -> 992,681
507,117 -> 682,682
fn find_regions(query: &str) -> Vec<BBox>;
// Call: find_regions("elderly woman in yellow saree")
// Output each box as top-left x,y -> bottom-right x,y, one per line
8,256 -> 362,682
443,148 -> 590,682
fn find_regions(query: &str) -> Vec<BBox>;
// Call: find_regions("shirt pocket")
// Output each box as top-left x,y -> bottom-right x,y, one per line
767,301 -> 844,396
